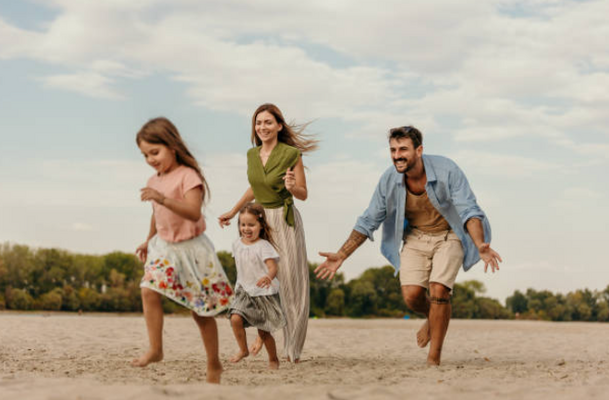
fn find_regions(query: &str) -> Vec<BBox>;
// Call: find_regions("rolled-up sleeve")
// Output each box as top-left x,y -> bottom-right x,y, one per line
448,164 -> 486,228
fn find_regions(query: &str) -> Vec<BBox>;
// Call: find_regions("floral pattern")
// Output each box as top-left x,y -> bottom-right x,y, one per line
141,235 -> 234,316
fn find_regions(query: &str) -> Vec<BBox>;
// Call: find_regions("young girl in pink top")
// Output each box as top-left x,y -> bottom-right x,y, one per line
133,117 -> 233,384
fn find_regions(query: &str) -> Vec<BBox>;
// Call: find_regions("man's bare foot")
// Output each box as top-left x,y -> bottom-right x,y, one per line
417,320 -> 431,348
426,357 -> 441,367
249,337 -> 263,356
269,359 -> 279,370
229,350 -> 249,363
206,365 -> 223,384
131,350 -> 163,367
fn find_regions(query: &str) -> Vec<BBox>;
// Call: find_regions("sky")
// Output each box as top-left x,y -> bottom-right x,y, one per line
1,0 -> 608,303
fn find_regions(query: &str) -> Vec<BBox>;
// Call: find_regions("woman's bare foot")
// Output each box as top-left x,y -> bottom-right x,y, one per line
229,350 -> 249,363
249,337 -> 263,356
417,320 -> 431,348
269,359 -> 279,370
426,357 -> 441,367
286,356 -> 300,364
131,350 -> 163,367
207,364 -> 223,384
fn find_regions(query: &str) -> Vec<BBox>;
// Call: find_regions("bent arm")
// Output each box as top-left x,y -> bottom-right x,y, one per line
161,187 -> 203,222
288,157 -> 308,201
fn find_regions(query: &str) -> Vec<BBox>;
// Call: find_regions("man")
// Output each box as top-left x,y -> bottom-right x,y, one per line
315,126 -> 502,366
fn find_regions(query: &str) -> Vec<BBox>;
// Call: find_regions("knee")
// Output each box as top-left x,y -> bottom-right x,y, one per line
141,288 -> 158,302
429,282 -> 450,299
230,314 -> 243,327
402,288 -> 425,309
258,330 -> 269,340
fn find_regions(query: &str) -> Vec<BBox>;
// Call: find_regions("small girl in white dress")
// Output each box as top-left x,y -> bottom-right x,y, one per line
228,203 -> 286,369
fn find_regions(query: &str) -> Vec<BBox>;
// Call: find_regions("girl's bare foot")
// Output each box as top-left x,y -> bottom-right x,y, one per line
417,320 -> 431,348
207,364 -> 223,384
249,337 -> 263,356
269,359 -> 279,370
229,350 -> 249,363
131,350 -> 163,367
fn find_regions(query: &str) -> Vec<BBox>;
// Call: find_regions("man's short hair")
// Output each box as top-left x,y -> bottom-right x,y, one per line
388,126 -> 423,148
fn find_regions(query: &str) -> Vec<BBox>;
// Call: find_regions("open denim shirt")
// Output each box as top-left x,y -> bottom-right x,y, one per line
353,154 -> 491,275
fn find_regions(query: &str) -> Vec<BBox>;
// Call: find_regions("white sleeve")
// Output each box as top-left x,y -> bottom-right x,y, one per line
259,240 -> 280,262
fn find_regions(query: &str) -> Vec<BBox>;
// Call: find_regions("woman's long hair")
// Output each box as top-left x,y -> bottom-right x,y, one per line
250,103 -> 318,154
136,117 -> 210,203
238,203 -> 277,250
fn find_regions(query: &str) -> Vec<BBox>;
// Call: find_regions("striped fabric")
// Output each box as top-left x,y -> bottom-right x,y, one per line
264,206 -> 309,361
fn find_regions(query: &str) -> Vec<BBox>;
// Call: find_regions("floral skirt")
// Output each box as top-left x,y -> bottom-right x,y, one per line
141,233 -> 234,316
228,286 -> 286,332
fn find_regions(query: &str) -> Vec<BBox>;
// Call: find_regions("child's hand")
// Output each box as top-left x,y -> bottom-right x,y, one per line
283,167 -> 296,191
135,242 -> 148,263
141,187 -> 165,205
256,275 -> 272,288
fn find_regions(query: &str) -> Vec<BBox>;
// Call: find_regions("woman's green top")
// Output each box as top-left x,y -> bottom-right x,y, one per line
247,142 -> 301,227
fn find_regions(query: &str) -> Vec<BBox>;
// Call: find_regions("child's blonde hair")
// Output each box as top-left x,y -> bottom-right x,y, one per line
238,203 -> 277,249
136,117 -> 210,203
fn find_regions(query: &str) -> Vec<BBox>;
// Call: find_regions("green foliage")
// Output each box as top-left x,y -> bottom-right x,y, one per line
1,242 -> 608,321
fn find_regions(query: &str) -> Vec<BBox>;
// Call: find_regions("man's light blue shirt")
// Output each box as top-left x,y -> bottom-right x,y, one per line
354,154 -> 491,274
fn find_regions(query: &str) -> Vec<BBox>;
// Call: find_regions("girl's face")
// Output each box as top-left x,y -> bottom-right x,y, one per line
239,212 -> 262,244
255,111 -> 282,145
139,140 -> 178,174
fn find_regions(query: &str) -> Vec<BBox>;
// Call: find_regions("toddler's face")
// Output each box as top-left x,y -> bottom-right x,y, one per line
139,140 -> 177,174
239,213 -> 262,244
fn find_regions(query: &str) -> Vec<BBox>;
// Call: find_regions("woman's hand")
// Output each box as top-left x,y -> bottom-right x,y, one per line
283,167 -> 296,191
140,187 -> 165,205
218,211 -> 235,228
135,241 -> 149,263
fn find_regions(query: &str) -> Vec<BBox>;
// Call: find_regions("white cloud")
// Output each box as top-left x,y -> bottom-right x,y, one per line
39,72 -> 124,99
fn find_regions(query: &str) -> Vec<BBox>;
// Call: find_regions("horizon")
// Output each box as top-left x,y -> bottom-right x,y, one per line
1,0 -> 608,303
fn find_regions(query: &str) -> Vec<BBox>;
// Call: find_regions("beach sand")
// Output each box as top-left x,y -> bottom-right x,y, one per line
1,312 -> 608,399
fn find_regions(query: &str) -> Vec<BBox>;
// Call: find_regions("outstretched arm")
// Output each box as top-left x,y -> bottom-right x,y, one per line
218,187 -> 255,227
314,230 -> 367,280
466,218 -> 502,273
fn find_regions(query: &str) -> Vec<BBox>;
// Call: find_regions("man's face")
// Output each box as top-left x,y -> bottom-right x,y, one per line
389,137 -> 421,173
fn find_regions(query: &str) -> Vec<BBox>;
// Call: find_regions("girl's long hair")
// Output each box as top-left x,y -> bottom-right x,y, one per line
250,103 -> 318,153
136,117 -> 210,203
238,203 -> 277,250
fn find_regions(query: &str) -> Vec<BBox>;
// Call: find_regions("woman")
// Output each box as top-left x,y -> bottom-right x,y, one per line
219,103 -> 317,362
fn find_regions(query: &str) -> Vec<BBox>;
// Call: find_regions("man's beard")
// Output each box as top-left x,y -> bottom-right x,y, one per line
393,158 -> 411,172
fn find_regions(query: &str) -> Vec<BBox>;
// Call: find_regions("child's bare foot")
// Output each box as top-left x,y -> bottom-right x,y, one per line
229,350 -> 249,363
131,350 -> 163,367
417,320 -> 431,348
249,337 -> 263,356
269,358 -> 279,370
207,364 -> 223,384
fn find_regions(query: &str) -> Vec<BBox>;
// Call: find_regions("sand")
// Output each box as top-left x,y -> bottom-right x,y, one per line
1,312 -> 608,399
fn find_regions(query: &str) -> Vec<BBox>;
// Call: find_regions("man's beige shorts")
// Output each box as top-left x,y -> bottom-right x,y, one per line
399,229 -> 464,290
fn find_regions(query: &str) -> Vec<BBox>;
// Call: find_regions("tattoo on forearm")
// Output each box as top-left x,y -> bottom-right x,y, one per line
338,230 -> 367,259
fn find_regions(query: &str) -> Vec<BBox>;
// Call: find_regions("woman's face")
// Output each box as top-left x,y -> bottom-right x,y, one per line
255,111 -> 282,144
139,140 -> 177,174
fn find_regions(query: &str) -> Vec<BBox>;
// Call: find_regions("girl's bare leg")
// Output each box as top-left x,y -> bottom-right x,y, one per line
131,288 -> 164,367
229,314 -> 249,363
249,335 -> 263,356
258,329 -> 279,370
192,312 -> 223,384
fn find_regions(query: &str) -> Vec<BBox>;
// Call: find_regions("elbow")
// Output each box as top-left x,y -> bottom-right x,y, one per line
189,210 -> 202,222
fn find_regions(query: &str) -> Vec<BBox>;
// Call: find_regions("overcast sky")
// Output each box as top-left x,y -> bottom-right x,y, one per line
1,0 -> 608,302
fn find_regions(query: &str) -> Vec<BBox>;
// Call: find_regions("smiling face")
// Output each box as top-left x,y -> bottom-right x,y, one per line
255,111 -> 283,145
239,212 -> 262,244
389,137 -> 422,173
138,140 -> 178,174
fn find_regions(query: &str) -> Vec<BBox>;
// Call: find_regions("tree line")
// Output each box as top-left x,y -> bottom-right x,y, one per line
1,243 -> 608,321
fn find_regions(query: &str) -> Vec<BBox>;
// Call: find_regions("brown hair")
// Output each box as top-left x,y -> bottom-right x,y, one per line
238,203 -> 277,249
251,103 -> 318,153
136,117 -> 210,203
388,126 -> 423,148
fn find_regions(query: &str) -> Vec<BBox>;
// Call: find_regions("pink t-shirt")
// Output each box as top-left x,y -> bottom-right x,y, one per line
147,165 -> 206,243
